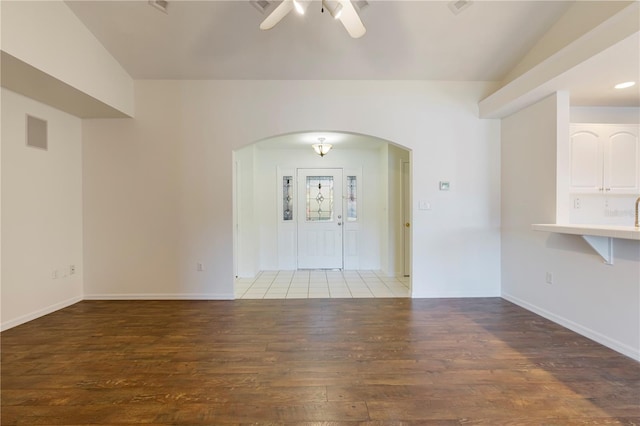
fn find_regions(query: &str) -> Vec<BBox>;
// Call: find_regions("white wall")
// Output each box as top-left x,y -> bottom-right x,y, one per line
1,88 -> 83,330
82,80 -> 501,299
0,0 -> 134,117
81,85 -> 190,299
569,194 -> 638,226
570,106 -> 640,125
502,93 -> 640,360
234,144 -> 258,278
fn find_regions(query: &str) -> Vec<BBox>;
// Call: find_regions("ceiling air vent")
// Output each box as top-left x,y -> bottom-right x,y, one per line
448,0 -> 472,15
149,0 -> 168,14
250,0 -> 273,14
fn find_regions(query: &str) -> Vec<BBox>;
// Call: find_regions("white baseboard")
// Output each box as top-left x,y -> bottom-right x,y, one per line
502,292 -> 640,362
412,291 -> 501,298
83,293 -> 235,300
1,295 -> 83,332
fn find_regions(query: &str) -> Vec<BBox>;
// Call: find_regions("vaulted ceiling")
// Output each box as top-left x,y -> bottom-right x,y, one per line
66,0 -> 572,81
65,0 -> 639,108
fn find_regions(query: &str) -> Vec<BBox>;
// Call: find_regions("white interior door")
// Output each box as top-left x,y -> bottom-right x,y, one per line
297,168 -> 343,269
402,161 -> 411,277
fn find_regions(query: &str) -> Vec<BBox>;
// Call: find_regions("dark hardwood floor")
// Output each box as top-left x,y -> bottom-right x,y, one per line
1,298 -> 638,425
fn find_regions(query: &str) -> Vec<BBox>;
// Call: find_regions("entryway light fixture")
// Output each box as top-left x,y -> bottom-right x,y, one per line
614,81 -> 636,89
312,137 -> 332,157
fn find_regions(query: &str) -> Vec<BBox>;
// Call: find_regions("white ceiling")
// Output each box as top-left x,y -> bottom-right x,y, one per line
563,32 -> 639,107
66,0 -> 573,81
64,0 -> 639,110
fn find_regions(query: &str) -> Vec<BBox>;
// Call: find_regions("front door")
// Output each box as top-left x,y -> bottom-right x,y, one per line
297,168 -> 343,269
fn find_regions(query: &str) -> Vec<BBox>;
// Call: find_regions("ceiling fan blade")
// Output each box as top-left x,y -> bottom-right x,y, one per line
260,0 -> 294,30
337,0 -> 366,38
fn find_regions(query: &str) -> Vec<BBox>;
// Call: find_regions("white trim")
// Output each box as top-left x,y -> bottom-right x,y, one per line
83,293 -> 235,300
502,292 -> 640,362
1,295 -> 82,331
412,291 -> 500,298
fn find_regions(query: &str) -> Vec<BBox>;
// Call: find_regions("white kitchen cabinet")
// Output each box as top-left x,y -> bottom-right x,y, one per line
570,124 -> 639,194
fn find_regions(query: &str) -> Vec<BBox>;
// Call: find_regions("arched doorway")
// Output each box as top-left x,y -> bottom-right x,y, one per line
233,131 -> 412,298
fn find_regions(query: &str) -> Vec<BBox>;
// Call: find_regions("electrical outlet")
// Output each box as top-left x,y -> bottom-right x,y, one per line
70,265 -> 76,275
419,201 -> 432,210
52,270 -> 59,279
545,272 -> 553,284
197,262 -> 204,272
573,198 -> 581,209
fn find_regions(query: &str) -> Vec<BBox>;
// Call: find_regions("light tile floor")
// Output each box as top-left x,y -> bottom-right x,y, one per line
235,270 -> 410,299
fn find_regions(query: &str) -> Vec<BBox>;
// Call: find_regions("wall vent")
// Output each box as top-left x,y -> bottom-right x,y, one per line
149,0 -> 169,14
448,0 -> 472,15
26,115 -> 47,150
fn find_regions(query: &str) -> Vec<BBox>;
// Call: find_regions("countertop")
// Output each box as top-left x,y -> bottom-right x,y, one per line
532,224 -> 640,241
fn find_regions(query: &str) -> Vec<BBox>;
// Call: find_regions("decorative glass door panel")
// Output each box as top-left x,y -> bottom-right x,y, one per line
297,169 -> 343,269
306,176 -> 334,222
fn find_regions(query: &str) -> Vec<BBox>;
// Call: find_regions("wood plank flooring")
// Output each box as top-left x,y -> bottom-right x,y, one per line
1,298 -> 638,425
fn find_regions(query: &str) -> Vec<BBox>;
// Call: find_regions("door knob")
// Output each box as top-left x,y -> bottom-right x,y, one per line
338,222 -> 342,226
405,223 -> 410,228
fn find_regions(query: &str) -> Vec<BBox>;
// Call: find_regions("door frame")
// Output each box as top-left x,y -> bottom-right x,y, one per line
401,160 -> 411,277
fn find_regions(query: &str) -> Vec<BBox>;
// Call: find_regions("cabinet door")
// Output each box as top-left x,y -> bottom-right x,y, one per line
570,127 -> 603,193
604,127 -> 639,193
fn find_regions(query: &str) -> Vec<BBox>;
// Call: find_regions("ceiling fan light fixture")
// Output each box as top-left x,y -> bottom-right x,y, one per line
321,0 -> 343,19
614,81 -> 636,89
333,3 -> 343,19
293,0 -> 309,15
260,0 -> 365,38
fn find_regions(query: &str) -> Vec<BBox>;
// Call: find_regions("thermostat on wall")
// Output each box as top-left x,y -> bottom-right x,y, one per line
439,181 -> 450,191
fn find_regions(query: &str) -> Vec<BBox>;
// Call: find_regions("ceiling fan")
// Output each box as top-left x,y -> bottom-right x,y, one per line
259,0 -> 366,39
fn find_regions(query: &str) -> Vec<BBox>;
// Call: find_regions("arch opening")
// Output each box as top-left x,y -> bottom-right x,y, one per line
233,130 -> 412,298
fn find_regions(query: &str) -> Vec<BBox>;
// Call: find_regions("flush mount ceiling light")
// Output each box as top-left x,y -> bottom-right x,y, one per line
614,81 -> 636,89
260,0 -> 366,38
312,138 -> 333,157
